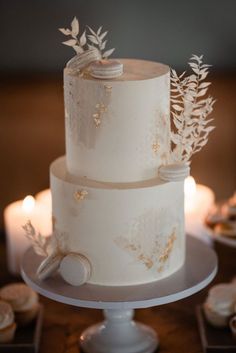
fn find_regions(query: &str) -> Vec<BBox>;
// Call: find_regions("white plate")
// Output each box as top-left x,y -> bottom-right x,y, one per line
204,224 -> 236,248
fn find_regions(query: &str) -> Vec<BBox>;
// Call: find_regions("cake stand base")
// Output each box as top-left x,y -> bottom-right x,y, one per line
21,236 -> 217,353
80,309 -> 157,353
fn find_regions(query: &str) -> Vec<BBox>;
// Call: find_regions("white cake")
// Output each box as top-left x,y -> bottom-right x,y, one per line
49,57 -> 185,286
25,18 -> 215,287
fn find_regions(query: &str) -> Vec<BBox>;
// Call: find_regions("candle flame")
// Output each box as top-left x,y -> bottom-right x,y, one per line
184,176 -> 197,213
22,195 -> 35,213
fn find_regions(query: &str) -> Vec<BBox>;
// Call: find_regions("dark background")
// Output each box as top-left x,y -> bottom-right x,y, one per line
1,0 -> 236,73
0,0 -> 236,228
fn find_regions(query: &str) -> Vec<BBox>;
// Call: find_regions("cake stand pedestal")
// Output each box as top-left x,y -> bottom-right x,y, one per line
21,236 -> 217,353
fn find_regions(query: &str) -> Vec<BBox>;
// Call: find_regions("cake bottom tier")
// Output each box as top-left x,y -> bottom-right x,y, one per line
50,156 -> 185,286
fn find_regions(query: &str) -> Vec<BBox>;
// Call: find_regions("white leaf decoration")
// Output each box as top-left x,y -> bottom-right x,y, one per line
73,45 -> 84,54
59,17 -> 115,63
101,40 -> 107,50
99,31 -> 108,41
97,26 -> 102,35
22,220 -> 48,257
80,30 -> 86,46
62,39 -> 77,46
103,48 -> 115,58
198,82 -> 211,89
58,28 -> 71,36
87,26 -> 97,36
169,55 -> 215,164
71,17 -> 79,37
172,104 -> 183,112
196,88 -> 208,97
87,35 -> 99,45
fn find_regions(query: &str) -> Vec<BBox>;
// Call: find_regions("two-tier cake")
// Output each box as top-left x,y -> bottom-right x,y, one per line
24,17 -> 215,286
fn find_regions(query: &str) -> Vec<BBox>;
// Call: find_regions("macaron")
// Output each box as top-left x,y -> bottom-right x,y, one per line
59,253 -> 91,286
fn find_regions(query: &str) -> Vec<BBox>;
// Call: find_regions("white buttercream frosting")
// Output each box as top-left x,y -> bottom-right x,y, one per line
50,156 -> 185,286
0,284 -> 38,312
59,253 -> 91,286
0,301 -> 14,330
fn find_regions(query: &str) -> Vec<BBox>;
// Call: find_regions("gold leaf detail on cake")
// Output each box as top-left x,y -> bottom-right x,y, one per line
74,189 -> 88,201
159,230 -> 177,264
115,210 -> 179,273
92,101 -> 108,128
152,142 -> 160,154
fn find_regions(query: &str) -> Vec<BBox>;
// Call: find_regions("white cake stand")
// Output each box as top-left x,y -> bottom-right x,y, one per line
21,236 -> 217,353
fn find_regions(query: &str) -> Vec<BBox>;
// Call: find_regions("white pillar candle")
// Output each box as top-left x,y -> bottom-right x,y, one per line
184,176 -> 215,242
35,189 -> 52,236
4,195 -> 50,275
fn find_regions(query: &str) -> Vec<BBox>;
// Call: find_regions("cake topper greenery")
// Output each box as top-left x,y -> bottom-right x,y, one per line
169,54 -> 215,164
59,17 -> 115,59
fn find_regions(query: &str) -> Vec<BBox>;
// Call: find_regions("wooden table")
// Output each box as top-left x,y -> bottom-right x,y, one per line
0,233 -> 235,353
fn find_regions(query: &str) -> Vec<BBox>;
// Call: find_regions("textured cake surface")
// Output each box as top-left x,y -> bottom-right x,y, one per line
48,58 -> 186,286
50,157 -> 185,286
64,59 -> 170,182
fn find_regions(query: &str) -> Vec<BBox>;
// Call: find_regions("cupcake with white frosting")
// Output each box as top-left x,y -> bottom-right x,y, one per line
0,301 -> 16,343
0,283 -> 39,326
204,283 -> 236,327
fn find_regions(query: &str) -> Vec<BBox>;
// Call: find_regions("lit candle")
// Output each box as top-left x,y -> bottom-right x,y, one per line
184,176 -> 215,242
35,189 -> 52,236
4,195 -> 49,275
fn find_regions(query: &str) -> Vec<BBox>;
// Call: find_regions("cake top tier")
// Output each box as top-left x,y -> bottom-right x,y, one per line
60,16 -> 215,182
65,59 -> 169,82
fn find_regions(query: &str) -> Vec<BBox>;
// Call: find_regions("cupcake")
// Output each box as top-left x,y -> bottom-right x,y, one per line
204,283 -> 236,327
0,283 -> 39,326
0,301 -> 16,343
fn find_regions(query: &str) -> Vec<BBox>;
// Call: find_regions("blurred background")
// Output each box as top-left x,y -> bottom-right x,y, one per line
0,0 -> 236,228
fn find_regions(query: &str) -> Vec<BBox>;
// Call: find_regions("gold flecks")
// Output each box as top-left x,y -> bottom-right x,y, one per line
104,84 -> 112,95
158,265 -> 164,273
74,190 -> 88,201
93,102 -> 108,128
94,117 -> 101,127
138,254 -> 153,269
152,142 -> 160,154
159,230 -> 177,264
